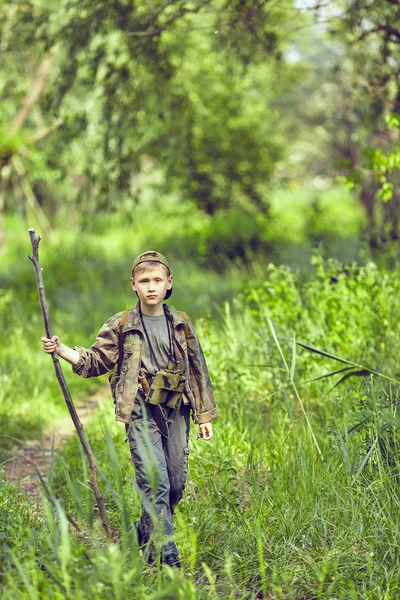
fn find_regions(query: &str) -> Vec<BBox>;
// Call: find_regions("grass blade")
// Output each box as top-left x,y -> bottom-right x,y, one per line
295,341 -> 356,366
351,438 -> 378,485
295,340 -> 400,386
290,334 -> 296,381
251,290 -> 323,460
347,414 -> 373,435
328,369 -> 373,392
302,366 -> 355,384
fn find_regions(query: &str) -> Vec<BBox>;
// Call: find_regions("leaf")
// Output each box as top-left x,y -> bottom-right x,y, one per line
7,548 -> 41,600
377,181 -> 394,202
329,369 -> 373,392
386,112 -> 400,130
266,313 -> 289,372
295,341 -> 356,366
347,414 -> 373,435
302,366 -> 354,384
290,334 -> 296,380
351,438 -> 378,485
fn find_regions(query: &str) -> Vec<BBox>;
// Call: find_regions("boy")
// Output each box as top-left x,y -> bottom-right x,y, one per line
41,250 -> 218,566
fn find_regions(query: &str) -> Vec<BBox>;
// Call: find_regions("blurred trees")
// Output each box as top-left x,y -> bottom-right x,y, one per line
298,0 -> 400,246
1,0 -> 400,255
0,0 -> 303,227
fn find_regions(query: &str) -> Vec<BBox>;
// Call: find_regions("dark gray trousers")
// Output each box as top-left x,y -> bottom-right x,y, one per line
127,396 -> 190,558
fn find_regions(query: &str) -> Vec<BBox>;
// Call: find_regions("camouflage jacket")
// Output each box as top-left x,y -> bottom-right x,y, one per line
72,303 -> 219,425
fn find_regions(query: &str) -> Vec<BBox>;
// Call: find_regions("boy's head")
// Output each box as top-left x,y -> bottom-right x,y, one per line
131,251 -> 173,301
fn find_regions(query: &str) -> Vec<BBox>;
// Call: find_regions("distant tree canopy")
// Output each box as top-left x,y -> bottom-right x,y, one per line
0,0 -> 304,219
280,0 -> 400,245
327,0 -> 400,243
1,0 -> 400,249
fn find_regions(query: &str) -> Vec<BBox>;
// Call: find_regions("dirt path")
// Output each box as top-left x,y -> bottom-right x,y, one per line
4,385 -> 110,501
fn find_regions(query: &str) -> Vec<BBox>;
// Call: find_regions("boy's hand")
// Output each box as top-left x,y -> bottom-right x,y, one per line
41,337 -> 80,366
41,335 -> 61,354
198,422 -> 213,441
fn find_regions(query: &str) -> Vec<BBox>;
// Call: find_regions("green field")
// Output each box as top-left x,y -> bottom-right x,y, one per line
2,211 -> 400,599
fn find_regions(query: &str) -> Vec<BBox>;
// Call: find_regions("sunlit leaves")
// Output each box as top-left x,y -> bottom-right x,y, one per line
386,112 -> 400,130
337,114 -> 400,204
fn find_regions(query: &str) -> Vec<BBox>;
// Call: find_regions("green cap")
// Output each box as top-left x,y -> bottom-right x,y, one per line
131,250 -> 172,299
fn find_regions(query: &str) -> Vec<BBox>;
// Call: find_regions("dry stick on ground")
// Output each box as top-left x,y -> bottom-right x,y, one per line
28,228 -> 113,540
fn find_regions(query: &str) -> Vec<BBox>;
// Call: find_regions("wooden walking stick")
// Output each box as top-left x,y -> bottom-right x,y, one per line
28,228 -> 112,540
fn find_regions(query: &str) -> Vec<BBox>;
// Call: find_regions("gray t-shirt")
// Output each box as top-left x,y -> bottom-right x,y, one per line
140,314 -> 171,379
138,312 -> 189,406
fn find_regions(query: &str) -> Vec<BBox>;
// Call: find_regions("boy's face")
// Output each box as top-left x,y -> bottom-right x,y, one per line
131,266 -> 172,309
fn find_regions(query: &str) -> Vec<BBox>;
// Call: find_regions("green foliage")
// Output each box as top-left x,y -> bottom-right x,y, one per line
3,0 -> 400,593
339,115 -> 400,204
0,477 -> 35,564
2,221 -> 400,596
0,0 -> 303,217
0,198 -> 375,461
4,262 -> 400,596
327,1 -> 400,241
245,256 -> 400,373
2,0 -> 400,253
133,187 -> 365,270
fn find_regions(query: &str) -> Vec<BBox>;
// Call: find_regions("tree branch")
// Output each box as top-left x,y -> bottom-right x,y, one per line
127,5 -> 203,37
12,155 -> 52,232
358,24 -> 400,43
28,229 -> 113,541
9,52 -> 56,135
29,119 -> 63,145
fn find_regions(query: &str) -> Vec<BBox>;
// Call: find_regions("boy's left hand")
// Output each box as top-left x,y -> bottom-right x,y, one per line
199,422 -> 213,441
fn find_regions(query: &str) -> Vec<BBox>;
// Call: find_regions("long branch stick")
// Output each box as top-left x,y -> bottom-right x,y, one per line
28,228 -> 112,540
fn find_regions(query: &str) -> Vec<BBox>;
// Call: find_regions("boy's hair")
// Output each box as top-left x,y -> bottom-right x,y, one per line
132,261 -> 170,278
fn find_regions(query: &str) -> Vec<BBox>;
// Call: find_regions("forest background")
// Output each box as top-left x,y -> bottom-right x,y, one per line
2,0 -> 400,598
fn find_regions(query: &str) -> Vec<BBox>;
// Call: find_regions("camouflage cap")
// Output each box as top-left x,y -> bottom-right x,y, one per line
131,250 -> 172,299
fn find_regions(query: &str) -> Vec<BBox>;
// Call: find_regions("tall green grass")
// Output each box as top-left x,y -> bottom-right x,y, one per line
2,209 -> 400,598
2,251 -> 400,597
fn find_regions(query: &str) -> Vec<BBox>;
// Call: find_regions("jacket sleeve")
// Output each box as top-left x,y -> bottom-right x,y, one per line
186,319 -> 219,424
72,312 -> 122,378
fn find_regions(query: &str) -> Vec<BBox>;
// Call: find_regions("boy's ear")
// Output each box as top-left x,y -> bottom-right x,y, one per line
167,275 -> 173,289
130,277 -> 137,292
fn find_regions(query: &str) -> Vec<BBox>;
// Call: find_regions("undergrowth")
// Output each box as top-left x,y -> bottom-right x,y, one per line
1,220 -> 400,597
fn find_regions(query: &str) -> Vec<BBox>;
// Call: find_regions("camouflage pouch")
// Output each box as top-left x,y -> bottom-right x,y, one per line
165,371 -> 187,409
145,362 -> 186,410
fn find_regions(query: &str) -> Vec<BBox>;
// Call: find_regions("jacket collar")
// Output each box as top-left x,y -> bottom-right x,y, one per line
121,302 -> 186,333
